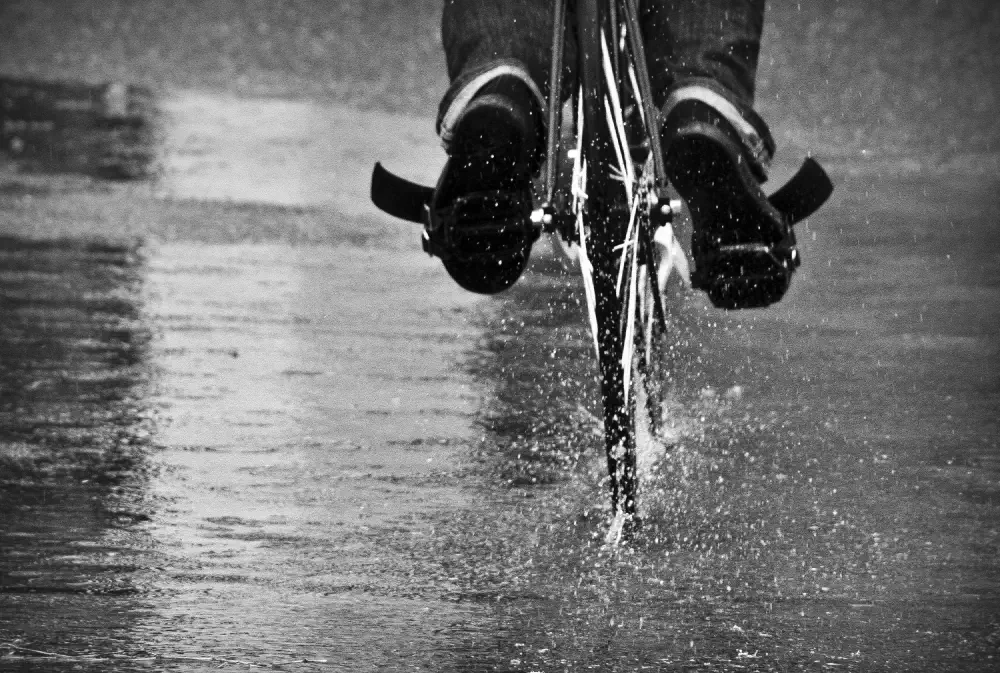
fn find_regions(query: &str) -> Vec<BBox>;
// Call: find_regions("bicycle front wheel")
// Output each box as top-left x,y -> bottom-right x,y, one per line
574,0 -> 684,536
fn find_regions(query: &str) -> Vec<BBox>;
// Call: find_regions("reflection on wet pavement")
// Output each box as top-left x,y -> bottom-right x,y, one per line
143,242 -> 482,563
0,238 -> 156,665
159,91 -> 443,216
142,243 -> 496,671
0,235 -> 498,670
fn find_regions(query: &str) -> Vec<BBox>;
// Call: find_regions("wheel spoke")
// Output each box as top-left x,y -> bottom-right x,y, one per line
621,220 -> 641,398
571,90 -> 601,360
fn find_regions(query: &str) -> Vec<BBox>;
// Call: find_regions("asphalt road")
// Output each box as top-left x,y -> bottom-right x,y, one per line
0,87 -> 997,671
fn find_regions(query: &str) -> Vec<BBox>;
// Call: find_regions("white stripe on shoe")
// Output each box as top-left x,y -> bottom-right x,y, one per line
662,84 -> 771,169
439,61 -> 546,150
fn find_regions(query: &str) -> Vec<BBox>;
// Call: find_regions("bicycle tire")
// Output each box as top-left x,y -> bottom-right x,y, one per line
574,0 -> 676,534
577,0 -> 637,524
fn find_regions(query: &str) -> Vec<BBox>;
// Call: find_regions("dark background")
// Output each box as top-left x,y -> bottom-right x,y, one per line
1,0 -> 997,160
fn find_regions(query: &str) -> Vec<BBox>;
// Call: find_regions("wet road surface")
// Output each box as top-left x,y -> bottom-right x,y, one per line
1,91 -> 998,671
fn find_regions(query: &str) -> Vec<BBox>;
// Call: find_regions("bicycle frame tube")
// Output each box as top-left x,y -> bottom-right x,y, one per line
543,0 -> 567,206
576,0 -> 613,210
619,0 -> 667,187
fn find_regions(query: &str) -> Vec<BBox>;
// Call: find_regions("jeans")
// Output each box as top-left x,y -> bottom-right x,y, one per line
439,0 -> 765,127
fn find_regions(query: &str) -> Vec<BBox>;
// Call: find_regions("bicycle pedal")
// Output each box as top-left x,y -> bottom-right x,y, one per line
692,245 -> 798,310
427,188 -> 536,262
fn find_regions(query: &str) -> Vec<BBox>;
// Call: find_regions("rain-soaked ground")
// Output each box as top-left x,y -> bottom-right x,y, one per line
2,2 -> 999,670
1,87 -> 998,672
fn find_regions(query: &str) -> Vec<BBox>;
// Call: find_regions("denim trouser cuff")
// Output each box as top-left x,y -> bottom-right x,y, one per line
662,76 -> 775,171
436,58 -> 546,151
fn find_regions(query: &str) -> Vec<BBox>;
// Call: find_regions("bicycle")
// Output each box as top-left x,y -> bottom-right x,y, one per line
371,0 -> 832,541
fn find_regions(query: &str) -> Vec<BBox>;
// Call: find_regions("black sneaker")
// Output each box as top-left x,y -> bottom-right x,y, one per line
662,91 -> 797,309
430,76 -> 542,295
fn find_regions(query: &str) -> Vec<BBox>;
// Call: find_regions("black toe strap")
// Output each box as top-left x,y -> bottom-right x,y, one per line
372,156 -> 834,232
371,162 -> 434,224
767,157 -> 834,225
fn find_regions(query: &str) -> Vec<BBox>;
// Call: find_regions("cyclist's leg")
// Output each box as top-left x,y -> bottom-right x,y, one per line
640,0 -> 793,309
434,0 -> 577,293
640,0 -> 764,108
640,0 -> 772,178
438,0 -> 578,146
